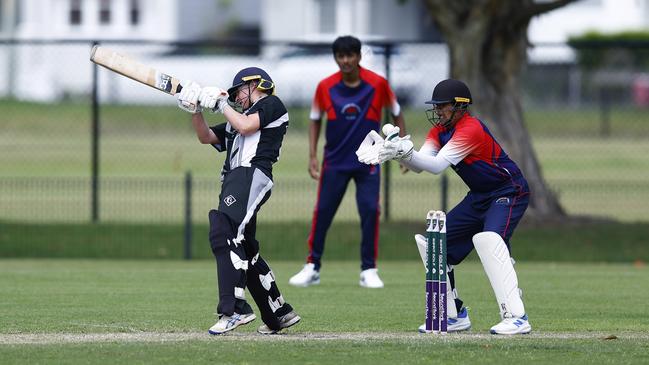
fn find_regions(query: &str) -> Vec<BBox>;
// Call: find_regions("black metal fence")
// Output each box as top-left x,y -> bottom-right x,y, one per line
1,39 -> 649,257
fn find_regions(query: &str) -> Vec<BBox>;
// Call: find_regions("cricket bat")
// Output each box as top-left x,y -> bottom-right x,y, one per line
90,45 -> 183,95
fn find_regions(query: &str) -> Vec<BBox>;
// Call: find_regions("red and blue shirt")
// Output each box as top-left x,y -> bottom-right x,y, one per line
310,67 -> 400,170
423,114 -> 525,193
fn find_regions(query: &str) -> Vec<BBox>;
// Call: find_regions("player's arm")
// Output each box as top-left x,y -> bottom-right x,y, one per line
222,106 -> 260,136
308,118 -> 322,180
400,149 -> 451,174
177,80 -> 220,145
401,127 -> 480,174
193,85 -> 260,136
392,111 -> 406,137
191,113 -> 220,145
308,84 -> 325,180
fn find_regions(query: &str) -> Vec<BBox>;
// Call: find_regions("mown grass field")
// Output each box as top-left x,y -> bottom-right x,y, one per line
2,100 -> 649,364
1,259 -> 648,364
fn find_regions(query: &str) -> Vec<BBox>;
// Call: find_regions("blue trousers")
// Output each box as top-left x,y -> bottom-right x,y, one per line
445,179 -> 530,266
306,165 -> 381,271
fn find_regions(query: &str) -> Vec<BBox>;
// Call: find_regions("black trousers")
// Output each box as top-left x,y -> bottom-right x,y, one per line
208,167 -> 293,331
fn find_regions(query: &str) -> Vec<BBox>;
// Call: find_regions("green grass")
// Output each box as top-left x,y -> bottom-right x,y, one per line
0,259 -> 648,364
2,221 -> 648,263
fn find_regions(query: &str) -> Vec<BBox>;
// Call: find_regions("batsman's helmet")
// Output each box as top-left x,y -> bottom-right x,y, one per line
425,79 -> 472,106
227,67 -> 275,102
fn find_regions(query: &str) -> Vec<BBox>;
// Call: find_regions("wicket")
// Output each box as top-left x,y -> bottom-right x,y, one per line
424,210 -> 447,334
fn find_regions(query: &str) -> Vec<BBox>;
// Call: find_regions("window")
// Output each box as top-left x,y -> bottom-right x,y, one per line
99,0 -> 111,24
129,0 -> 140,25
69,0 -> 82,25
317,0 -> 335,33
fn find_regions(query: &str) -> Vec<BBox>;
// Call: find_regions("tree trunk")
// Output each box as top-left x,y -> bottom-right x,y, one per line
423,0 -> 567,218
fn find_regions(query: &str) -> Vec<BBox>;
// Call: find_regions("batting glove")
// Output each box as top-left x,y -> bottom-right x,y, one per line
177,80 -> 202,114
198,86 -> 229,114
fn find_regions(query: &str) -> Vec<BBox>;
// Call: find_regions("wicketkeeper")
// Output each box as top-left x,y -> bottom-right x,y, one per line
356,79 -> 532,335
177,67 -> 300,335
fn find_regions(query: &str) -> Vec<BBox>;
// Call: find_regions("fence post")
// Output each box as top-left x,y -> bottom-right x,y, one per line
440,173 -> 448,212
383,43 -> 392,221
599,88 -> 610,137
90,41 -> 100,223
184,171 -> 193,260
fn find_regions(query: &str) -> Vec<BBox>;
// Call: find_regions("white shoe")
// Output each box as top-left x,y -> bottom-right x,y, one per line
418,307 -> 471,333
208,312 -> 256,335
359,268 -> 384,288
257,310 -> 301,334
288,263 -> 320,287
489,314 -> 531,335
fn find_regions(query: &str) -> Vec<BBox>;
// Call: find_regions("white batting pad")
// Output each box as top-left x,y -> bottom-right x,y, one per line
473,231 -> 525,318
414,234 -> 428,267
251,253 -> 260,266
414,234 -> 457,318
230,251 -> 249,271
259,271 -> 276,291
268,294 -> 285,313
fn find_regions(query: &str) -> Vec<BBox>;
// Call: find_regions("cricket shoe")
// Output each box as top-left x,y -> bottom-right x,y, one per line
359,268 -> 384,288
257,310 -> 302,334
208,312 -> 256,335
489,314 -> 531,335
418,307 -> 471,333
288,263 -> 320,287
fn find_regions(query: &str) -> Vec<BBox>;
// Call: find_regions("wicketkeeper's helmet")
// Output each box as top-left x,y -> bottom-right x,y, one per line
425,79 -> 472,127
425,79 -> 472,106
227,67 -> 275,102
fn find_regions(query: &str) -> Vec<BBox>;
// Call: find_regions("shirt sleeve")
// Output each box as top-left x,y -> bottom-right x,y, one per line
210,123 -> 227,152
309,82 -> 325,121
420,127 -> 441,156
436,122 -> 483,166
248,95 -> 288,129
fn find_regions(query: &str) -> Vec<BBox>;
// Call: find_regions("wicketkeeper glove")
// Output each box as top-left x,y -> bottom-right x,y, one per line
377,124 -> 413,163
177,80 -> 202,114
356,130 -> 384,165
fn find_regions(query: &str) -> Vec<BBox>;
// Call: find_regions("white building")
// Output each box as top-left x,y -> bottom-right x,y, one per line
0,0 -> 259,101
1,0 -> 258,41
2,0 -> 649,103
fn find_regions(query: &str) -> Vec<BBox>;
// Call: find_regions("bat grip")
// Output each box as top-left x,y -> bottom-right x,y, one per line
176,84 -> 183,93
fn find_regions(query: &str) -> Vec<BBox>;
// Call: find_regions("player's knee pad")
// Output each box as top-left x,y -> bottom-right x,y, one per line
473,231 -> 525,318
208,209 -> 238,256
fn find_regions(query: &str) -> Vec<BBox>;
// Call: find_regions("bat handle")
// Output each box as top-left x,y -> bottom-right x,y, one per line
176,84 -> 183,93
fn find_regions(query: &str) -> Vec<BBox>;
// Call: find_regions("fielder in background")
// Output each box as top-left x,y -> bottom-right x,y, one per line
289,35 -> 407,289
357,79 -> 532,335
177,67 -> 300,335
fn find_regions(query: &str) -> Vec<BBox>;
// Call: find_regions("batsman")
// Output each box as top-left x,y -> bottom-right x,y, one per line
356,79 -> 532,335
176,67 -> 300,335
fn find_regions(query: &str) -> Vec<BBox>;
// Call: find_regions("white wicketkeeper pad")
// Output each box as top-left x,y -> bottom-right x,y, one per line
414,234 -> 457,318
473,231 -> 525,318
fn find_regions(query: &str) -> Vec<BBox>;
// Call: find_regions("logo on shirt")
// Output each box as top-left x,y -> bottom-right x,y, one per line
340,103 -> 361,121
495,197 -> 510,205
224,195 -> 237,206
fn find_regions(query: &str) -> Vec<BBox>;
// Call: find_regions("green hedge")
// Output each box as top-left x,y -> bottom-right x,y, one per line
1,220 -> 647,263
568,30 -> 649,70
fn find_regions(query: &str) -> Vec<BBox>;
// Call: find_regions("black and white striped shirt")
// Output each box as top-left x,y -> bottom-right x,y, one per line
210,95 -> 289,180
